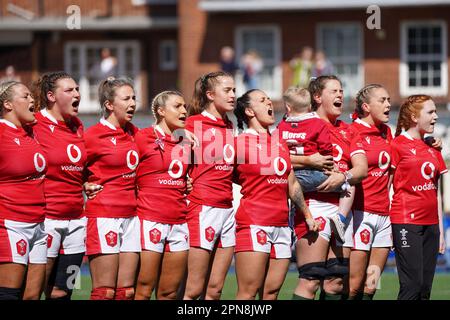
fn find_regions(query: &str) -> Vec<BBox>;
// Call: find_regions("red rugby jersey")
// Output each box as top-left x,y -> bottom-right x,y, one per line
34,109 -> 86,220
0,120 -> 47,223
350,119 -> 392,215
277,112 -> 332,156
84,118 -> 139,218
136,125 -> 190,224
235,129 -> 291,227
185,110 -> 235,208
390,132 -> 447,225
304,120 -> 365,205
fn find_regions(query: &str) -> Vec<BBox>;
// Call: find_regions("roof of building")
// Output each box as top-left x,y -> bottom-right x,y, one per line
199,0 -> 450,12
0,16 -> 177,31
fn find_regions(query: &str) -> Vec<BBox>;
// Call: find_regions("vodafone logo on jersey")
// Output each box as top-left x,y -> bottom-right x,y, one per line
332,144 -> 343,162
33,152 -> 46,173
421,162 -> 435,180
411,162 -> 437,192
223,144 -> 235,164
378,151 -> 390,170
126,150 -> 139,170
273,157 -> 288,176
67,144 -> 82,163
168,159 -> 184,179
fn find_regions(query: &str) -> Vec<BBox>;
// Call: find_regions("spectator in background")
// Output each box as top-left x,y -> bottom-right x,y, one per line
312,51 -> 335,78
220,46 -> 239,76
0,65 -> 21,84
241,50 -> 263,91
89,48 -> 118,84
289,46 -> 313,88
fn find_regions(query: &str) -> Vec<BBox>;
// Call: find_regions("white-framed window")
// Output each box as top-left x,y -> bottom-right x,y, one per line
159,40 -> 177,71
64,41 -> 141,113
235,25 -> 282,99
400,21 -> 448,97
317,22 -> 364,99
132,0 -> 177,5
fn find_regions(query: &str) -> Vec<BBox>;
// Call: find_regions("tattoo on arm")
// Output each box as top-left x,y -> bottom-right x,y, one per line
291,184 -> 306,212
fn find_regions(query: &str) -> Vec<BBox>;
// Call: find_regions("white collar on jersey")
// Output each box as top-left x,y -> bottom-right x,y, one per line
400,130 -> 414,141
154,125 -> 165,137
354,118 -> 372,128
201,110 -> 217,121
285,111 -> 319,123
0,118 -> 18,129
243,128 -> 260,136
41,108 -> 58,124
100,117 -> 117,131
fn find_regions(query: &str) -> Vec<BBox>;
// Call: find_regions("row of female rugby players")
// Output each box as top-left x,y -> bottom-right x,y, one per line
0,71 -> 446,301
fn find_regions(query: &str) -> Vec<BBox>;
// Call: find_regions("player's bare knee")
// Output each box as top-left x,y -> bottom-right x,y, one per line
206,284 -> 223,300
50,287 -> 68,299
157,287 -> 178,300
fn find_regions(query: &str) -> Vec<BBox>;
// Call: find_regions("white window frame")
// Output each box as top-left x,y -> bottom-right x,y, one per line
159,40 -> 177,71
132,0 -> 177,5
235,24 -> 282,99
316,22 -> 364,98
400,20 -> 448,97
64,40 -> 142,113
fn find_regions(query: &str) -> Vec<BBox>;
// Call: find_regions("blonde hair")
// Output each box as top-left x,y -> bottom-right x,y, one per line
395,94 -> 432,137
354,84 -> 384,118
151,90 -> 183,123
283,86 -> 311,112
98,77 -> 134,116
0,81 -> 21,115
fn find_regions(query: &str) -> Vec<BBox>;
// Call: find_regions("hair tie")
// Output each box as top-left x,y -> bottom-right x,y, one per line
351,111 -> 359,120
107,76 -> 115,82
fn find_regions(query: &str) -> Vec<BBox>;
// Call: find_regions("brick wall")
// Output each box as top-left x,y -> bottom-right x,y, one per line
178,3 -> 450,106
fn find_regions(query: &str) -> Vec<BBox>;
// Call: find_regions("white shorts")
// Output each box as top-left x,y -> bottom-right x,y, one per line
352,210 -> 393,251
341,213 -> 354,248
86,216 -> 141,255
45,217 -> 87,258
187,203 -> 236,251
0,219 -> 47,265
236,225 -> 292,259
141,219 -> 189,253
306,199 -> 340,243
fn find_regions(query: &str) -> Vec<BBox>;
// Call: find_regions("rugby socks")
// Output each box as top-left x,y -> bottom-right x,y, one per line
320,291 -> 342,300
0,287 -> 21,300
362,293 -> 374,300
292,293 -> 313,300
90,287 -> 115,300
115,287 -> 135,300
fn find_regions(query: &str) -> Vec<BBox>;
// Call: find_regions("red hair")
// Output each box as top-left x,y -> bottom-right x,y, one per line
395,94 -> 432,137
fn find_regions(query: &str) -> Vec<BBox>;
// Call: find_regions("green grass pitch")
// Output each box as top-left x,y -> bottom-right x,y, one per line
71,272 -> 450,300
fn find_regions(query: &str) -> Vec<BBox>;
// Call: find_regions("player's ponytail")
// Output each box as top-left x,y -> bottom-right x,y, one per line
188,71 -> 232,117
355,84 -> 384,119
395,94 -> 432,137
32,71 -> 72,111
0,81 -> 21,115
308,75 -> 342,111
234,89 -> 258,131
98,77 -> 134,117
151,90 -> 183,123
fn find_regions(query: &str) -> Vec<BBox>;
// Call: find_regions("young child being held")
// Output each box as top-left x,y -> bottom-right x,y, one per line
277,86 -> 353,241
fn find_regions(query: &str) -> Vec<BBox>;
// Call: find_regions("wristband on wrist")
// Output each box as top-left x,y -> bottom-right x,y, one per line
343,170 -> 353,183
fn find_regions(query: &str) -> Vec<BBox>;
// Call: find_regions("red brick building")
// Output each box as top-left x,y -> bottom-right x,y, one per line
179,0 -> 450,108
1,0 -> 449,111
0,0 -> 178,112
